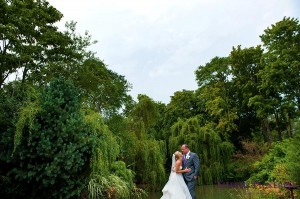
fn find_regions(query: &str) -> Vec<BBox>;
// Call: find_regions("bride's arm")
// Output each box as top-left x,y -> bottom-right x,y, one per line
175,161 -> 191,173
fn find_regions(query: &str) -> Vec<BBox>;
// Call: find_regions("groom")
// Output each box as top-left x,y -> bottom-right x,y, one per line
181,144 -> 200,199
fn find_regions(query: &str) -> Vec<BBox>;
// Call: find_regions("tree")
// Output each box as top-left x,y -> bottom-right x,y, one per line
0,0 -> 71,86
257,17 -> 300,140
0,81 -> 37,197
229,45 -> 265,143
163,90 -> 199,138
74,58 -> 131,113
1,1 -> 132,115
10,78 -> 93,198
150,101 -> 167,140
38,22 -> 132,114
169,117 -> 234,184
84,108 -> 140,199
260,17 -> 300,110
286,133 -> 300,184
195,57 -> 238,139
129,94 -> 160,138
34,20 -> 97,84
126,94 -> 166,190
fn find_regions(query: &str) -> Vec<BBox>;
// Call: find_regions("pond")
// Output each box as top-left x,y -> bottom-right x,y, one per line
147,184 -> 246,199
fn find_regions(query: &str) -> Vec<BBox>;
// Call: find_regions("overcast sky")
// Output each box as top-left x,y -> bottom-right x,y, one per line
48,0 -> 300,104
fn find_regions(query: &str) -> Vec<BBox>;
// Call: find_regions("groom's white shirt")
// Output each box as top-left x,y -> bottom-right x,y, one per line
186,151 -> 190,159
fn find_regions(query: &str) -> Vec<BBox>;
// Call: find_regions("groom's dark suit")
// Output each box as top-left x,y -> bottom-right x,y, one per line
182,151 -> 200,199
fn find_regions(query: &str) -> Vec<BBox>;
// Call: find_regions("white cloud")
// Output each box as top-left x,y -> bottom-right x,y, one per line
48,0 -> 300,103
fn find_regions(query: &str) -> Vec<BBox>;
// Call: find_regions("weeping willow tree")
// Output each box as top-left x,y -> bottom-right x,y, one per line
0,82 -> 41,197
126,94 -> 166,190
8,78 -> 144,199
169,116 -> 234,185
83,109 -> 147,199
135,138 -> 166,190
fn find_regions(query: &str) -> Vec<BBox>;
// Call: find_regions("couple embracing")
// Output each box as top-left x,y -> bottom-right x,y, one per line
161,144 -> 200,199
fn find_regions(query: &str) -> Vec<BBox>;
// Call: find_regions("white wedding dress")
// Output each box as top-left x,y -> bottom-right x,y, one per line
160,155 -> 192,199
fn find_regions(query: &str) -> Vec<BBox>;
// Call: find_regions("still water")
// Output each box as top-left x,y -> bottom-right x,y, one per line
147,185 -> 245,199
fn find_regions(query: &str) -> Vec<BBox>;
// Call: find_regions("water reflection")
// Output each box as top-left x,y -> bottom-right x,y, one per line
147,185 -> 246,199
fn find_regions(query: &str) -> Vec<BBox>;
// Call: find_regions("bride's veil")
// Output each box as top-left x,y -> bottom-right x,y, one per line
171,153 -> 176,172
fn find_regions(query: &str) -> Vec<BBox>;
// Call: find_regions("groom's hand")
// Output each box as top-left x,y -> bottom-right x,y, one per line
193,176 -> 197,180
184,168 -> 191,172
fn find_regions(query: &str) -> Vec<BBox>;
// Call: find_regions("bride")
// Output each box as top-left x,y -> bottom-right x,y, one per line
160,151 -> 192,199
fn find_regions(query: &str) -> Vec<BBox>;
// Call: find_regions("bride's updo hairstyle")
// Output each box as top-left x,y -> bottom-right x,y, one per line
174,151 -> 182,160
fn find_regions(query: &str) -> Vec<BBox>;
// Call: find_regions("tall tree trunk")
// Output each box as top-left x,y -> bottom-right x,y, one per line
287,114 -> 293,138
297,96 -> 300,112
261,119 -> 271,143
274,113 -> 282,141
22,66 -> 28,83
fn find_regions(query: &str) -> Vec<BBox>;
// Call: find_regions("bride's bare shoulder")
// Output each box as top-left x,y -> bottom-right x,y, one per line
175,160 -> 181,166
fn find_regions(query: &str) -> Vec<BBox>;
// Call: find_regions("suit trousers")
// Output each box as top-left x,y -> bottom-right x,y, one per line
185,178 -> 196,199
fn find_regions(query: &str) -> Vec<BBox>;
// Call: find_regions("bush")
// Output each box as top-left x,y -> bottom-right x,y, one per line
10,78 -> 93,198
285,133 -> 300,184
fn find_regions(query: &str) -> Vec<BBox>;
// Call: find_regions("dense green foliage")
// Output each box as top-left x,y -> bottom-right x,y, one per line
11,78 -> 92,198
247,133 -> 300,185
192,17 -> 300,187
169,117 -> 234,184
0,0 -> 70,85
0,0 -> 300,198
126,95 -> 166,190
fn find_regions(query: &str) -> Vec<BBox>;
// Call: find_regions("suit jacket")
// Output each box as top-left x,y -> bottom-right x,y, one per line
182,151 -> 200,182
